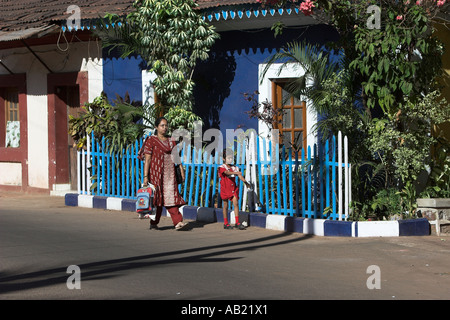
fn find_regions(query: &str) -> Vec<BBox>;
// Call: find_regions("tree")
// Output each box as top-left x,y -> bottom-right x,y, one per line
258,0 -> 448,116
259,0 -> 450,218
97,0 -> 219,112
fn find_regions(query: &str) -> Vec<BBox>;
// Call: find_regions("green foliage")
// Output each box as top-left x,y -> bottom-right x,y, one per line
262,1 -> 450,220
69,92 -> 146,154
349,3 -> 444,116
421,135 -> 450,198
261,40 -> 339,110
367,91 -> 450,185
370,188 -> 403,220
164,105 -> 203,138
399,181 -> 418,219
97,0 -> 219,111
271,21 -> 285,38
313,71 -> 370,162
350,182 -> 418,221
69,94 -> 204,157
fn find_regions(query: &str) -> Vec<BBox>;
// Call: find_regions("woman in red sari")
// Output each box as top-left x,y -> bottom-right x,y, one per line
141,117 -> 188,230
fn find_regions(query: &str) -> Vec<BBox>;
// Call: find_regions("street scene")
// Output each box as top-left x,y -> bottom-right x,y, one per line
1,0 -> 450,305
1,193 -> 449,302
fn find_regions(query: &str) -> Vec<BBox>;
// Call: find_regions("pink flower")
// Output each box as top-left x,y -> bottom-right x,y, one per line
437,0 -> 445,7
396,15 -> 403,20
299,0 -> 315,16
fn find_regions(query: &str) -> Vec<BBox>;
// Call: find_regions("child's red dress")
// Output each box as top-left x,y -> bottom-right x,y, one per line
219,164 -> 240,201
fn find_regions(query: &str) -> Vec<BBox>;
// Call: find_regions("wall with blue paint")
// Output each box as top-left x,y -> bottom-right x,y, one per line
192,24 -> 340,139
100,24 -> 339,138
102,49 -> 144,105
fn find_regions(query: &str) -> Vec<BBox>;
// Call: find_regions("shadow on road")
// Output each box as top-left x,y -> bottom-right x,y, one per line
0,232 -> 312,294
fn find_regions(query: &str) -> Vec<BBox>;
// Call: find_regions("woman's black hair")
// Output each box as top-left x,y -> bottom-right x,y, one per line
154,117 -> 168,135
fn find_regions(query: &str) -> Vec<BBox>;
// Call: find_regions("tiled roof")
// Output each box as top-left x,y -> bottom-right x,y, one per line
196,0 -> 259,9
0,0 -> 261,31
0,0 -> 135,31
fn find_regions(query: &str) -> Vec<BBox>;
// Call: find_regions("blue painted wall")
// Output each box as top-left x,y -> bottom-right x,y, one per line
102,51 -> 144,105
192,24 -> 340,139
101,24 -> 339,139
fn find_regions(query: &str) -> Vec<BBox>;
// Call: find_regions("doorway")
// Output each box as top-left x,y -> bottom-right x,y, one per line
48,71 -> 88,192
54,85 -> 81,190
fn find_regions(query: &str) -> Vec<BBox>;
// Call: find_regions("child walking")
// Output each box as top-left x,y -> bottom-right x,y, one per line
219,148 -> 250,230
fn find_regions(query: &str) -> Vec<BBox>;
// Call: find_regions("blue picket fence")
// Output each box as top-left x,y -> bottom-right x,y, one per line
77,131 -> 351,220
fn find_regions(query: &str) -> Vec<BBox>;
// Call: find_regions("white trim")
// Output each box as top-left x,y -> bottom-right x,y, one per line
257,63 -> 317,148
303,218 -> 325,236
106,197 -> 123,211
266,214 -> 286,231
78,194 -> 94,208
357,221 -> 400,237
141,70 -> 157,134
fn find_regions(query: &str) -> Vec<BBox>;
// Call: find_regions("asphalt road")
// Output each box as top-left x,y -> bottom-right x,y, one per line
1,193 -> 450,304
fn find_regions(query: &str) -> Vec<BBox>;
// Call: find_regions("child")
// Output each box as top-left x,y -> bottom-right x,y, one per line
219,148 -> 250,230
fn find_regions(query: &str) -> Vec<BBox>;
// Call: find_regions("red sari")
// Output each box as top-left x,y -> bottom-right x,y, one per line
140,135 -> 185,208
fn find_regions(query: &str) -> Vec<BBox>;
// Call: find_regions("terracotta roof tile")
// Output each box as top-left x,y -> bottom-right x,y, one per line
196,0 -> 259,9
0,0 -> 261,31
0,0 -> 136,31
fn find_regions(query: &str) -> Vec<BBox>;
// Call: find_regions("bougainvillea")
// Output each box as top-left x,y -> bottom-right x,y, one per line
299,0 -> 315,16
256,0 -> 446,17
259,0 -> 450,210
257,0 -> 316,16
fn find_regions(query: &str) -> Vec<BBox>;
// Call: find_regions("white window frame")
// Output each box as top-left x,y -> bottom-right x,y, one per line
258,63 -> 317,149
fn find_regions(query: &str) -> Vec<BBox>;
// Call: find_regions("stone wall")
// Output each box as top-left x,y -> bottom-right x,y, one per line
417,198 -> 450,236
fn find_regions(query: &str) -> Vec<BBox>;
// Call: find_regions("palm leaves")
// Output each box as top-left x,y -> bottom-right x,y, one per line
96,13 -> 142,59
260,40 -> 340,113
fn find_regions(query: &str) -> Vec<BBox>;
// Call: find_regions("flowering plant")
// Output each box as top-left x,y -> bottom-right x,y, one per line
256,0 -> 317,16
299,0 -> 316,16
256,0 -> 447,20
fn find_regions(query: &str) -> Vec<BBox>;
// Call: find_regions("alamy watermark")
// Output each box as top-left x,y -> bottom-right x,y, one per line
170,121 -> 280,174
66,5 -> 81,30
366,5 -> 381,30
366,265 -> 381,289
66,265 -> 81,290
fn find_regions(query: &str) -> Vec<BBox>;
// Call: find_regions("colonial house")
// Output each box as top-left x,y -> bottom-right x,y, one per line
0,0 -> 342,195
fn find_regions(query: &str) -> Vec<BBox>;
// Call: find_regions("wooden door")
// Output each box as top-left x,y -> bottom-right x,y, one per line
55,85 -> 81,189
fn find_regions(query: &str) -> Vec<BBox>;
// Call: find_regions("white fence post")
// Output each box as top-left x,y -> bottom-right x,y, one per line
344,135 -> 348,221
77,134 -> 91,195
243,131 -> 259,211
87,134 -> 91,195
81,148 -> 86,195
349,163 -> 352,218
77,150 -> 81,194
338,131 -> 343,221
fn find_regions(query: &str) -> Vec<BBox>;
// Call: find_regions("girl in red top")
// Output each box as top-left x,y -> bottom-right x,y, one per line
219,148 -> 250,229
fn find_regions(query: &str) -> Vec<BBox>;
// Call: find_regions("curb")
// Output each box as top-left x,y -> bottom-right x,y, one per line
65,193 -> 430,237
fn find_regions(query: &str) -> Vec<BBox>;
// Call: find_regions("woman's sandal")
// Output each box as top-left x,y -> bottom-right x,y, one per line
175,222 -> 189,230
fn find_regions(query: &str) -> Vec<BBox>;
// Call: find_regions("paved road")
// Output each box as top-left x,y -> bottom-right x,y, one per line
1,193 -> 450,304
